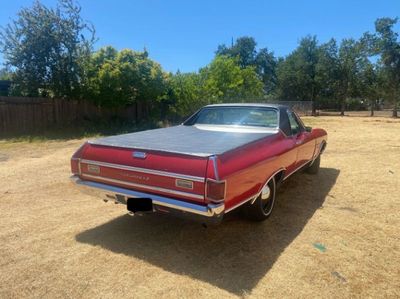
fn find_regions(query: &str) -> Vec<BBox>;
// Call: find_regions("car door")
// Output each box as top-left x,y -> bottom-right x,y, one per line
287,110 -> 315,169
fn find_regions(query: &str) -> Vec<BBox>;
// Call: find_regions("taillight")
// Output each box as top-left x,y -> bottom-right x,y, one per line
206,179 -> 226,202
71,142 -> 87,175
71,158 -> 80,174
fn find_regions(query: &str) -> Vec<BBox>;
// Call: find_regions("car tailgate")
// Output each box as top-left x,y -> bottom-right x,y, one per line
77,143 -> 208,204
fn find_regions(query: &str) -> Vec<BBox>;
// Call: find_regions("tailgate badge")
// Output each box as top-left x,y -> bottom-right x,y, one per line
176,179 -> 194,189
133,151 -> 147,159
87,164 -> 100,174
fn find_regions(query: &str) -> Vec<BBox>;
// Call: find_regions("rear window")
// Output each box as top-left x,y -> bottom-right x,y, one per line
186,107 -> 278,128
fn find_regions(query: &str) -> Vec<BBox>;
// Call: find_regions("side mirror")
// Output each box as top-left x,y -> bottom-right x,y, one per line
305,126 -> 312,133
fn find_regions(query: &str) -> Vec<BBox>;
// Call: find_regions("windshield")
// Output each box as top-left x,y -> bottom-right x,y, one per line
185,107 -> 279,128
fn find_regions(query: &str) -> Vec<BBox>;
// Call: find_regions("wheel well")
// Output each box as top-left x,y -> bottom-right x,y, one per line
259,169 -> 285,194
274,169 -> 286,184
320,141 -> 327,154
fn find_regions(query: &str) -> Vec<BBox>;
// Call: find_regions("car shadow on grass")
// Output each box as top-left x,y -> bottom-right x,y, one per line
75,167 -> 339,295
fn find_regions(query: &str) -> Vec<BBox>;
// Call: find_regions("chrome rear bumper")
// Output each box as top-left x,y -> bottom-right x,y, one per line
70,175 -> 224,223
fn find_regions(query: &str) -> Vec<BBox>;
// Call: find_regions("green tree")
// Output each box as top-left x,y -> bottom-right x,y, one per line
315,39 -> 339,111
167,56 -> 264,119
0,68 -> 12,96
216,36 -> 257,68
216,36 -> 277,94
167,71 -> 206,117
200,55 -> 264,102
360,61 -> 380,116
276,36 -> 320,113
358,46 -> 381,116
336,39 -> 363,115
0,0 -> 95,97
85,46 -> 167,114
0,68 -> 12,80
255,48 -> 277,93
368,18 -> 400,117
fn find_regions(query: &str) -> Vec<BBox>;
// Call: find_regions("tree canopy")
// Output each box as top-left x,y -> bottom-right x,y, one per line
167,56 -> 264,118
0,0 -> 95,97
0,0 -> 399,117
84,46 -> 167,108
276,36 -> 320,103
216,36 -> 277,93
369,18 -> 400,117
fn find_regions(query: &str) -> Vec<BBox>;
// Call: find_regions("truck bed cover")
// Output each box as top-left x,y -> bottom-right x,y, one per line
90,125 -> 277,157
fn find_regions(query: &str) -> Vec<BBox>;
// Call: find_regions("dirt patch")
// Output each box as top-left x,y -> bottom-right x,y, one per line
0,117 -> 399,298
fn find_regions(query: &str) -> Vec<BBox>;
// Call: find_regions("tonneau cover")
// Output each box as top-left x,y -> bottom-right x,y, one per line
90,125 -> 277,157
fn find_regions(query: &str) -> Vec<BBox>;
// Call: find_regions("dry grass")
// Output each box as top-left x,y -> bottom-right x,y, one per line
0,116 -> 399,298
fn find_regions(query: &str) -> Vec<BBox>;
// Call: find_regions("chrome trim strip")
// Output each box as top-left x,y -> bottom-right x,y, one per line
225,195 -> 257,213
81,173 -> 204,200
71,175 -> 224,217
309,146 -> 319,166
279,128 -> 289,138
80,159 -> 204,183
309,141 -> 326,166
78,158 -> 81,175
207,198 -> 225,203
283,160 -> 311,181
210,155 -> 220,180
250,195 -> 258,205
194,124 -> 278,133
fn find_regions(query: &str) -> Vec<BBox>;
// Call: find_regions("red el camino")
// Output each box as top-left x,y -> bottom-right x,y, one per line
71,104 -> 327,224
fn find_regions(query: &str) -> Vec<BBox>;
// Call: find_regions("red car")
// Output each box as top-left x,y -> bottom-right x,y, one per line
71,104 -> 327,224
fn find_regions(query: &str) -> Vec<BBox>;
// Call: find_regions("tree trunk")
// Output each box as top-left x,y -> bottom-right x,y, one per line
311,86 -> 316,116
370,100 -> 374,117
391,88 -> 398,118
135,101 -> 138,124
312,101 -> 317,116
340,100 -> 345,116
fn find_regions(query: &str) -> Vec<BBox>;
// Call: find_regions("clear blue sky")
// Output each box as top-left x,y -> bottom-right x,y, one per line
0,0 -> 399,72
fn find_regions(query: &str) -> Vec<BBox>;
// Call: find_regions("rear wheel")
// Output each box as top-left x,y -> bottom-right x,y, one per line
306,155 -> 320,174
243,177 -> 276,221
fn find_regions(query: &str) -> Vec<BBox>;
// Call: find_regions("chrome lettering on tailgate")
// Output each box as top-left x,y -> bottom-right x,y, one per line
118,172 -> 150,181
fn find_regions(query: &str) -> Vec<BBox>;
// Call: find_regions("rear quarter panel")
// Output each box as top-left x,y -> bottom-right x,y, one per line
216,133 -> 297,211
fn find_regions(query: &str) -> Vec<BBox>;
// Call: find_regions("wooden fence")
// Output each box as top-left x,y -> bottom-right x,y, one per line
0,97 -> 149,135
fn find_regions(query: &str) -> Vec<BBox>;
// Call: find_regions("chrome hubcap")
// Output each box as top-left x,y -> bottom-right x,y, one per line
261,185 -> 271,200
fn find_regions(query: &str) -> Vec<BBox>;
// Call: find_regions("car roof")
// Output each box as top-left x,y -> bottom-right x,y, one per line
204,103 -> 288,110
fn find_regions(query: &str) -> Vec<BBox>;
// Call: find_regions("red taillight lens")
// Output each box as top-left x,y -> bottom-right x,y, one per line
71,158 -> 80,174
206,179 -> 226,202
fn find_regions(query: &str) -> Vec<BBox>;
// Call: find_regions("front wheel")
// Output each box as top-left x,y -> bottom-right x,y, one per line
243,177 -> 276,221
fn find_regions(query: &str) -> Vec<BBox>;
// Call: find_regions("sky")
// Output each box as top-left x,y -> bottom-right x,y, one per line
0,0 -> 399,72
